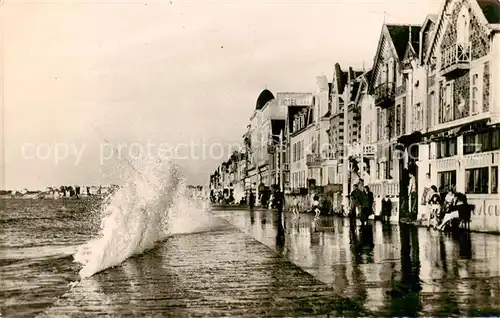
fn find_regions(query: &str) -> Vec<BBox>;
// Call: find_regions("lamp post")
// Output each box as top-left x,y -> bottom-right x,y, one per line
343,78 -> 351,215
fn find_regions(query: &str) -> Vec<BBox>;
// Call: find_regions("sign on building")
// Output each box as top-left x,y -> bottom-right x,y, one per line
276,93 -> 313,107
348,143 -> 376,158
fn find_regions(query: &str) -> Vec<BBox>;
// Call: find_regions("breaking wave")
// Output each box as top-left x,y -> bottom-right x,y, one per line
73,158 -> 211,279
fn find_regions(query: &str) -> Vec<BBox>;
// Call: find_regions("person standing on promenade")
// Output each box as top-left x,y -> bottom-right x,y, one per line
381,195 -> 392,223
276,190 -> 284,215
291,193 -> 299,219
249,190 -> 255,210
349,184 -> 363,220
312,195 -> 321,218
360,186 -> 374,226
427,185 -> 441,229
408,171 -> 417,220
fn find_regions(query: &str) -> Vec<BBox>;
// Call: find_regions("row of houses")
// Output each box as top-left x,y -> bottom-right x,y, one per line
209,0 -> 500,232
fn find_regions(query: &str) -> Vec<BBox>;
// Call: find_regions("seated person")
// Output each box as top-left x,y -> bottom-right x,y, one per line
437,188 -> 467,230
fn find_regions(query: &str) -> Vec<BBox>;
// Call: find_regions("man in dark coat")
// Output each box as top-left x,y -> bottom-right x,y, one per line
381,195 -> 392,223
349,184 -> 363,219
359,186 -> 373,226
249,190 -> 255,210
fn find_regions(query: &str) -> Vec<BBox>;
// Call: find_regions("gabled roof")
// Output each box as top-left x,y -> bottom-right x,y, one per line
419,14 -> 438,63
425,0 -> 495,65
386,24 -> 422,60
369,24 -> 420,90
350,81 -> 360,103
332,63 -> 349,95
353,70 -> 372,105
477,0 -> 500,23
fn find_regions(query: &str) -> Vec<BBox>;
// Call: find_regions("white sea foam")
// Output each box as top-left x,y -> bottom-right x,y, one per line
73,157 -> 211,279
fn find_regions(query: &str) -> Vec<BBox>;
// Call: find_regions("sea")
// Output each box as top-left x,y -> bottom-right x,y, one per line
0,160 -> 213,317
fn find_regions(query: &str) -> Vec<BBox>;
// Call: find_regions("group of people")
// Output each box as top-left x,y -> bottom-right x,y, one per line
349,184 -> 375,226
424,185 -> 470,230
288,194 -> 322,219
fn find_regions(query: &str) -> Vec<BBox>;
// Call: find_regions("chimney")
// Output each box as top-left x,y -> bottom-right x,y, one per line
409,25 -> 412,43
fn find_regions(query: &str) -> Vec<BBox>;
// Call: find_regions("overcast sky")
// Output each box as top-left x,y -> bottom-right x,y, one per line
1,0 -> 442,190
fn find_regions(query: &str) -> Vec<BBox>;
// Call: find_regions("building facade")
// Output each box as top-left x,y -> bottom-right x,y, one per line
418,0 -> 500,232
279,92 -> 314,193
306,75 -> 332,187
368,23 -> 421,221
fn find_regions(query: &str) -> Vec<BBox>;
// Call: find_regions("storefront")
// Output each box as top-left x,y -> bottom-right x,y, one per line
419,125 -> 500,232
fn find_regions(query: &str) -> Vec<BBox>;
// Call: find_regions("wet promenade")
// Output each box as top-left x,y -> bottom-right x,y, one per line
216,209 -> 500,316
42,208 -> 500,317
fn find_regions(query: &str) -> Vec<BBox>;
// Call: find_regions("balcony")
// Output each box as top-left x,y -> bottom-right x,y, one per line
306,154 -> 322,166
440,43 -> 471,78
374,82 -> 395,108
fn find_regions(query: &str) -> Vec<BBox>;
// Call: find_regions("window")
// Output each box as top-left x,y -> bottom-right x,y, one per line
471,72 -> 480,115
427,91 -> 435,128
436,137 -> 457,158
414,103 -> 422,131
402,97 -> 407,134
463,133 -> 477,155
438,170 -> 457,192
377,108 -> 382,140
457,7 -> 470,47
465,167 -> 489,194
440,81 -> 454,123
493,130 -> 500,150
492,167 -> 498,194
396,104 -> 401,136
463,130 -> 500,154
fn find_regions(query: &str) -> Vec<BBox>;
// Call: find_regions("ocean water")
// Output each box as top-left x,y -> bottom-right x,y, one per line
0,160 -> 212,317
1,198 -> 99,317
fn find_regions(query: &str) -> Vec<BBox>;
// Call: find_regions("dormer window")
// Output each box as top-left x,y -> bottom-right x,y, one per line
457,7 -> 470,47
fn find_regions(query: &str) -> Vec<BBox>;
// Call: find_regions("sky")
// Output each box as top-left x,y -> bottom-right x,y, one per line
1,0 -> 442,190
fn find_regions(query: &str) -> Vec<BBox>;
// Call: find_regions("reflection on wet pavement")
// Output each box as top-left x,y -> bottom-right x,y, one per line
42,217 -> 366,317
216,210 -> 500,316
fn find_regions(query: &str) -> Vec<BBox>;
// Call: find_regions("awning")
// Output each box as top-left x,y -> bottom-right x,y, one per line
397,131 -> 423,147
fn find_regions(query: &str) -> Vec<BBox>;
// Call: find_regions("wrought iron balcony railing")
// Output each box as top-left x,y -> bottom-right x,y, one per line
374,82 -> 395,108
440,42 -> 471,77
306,154 -> 322,165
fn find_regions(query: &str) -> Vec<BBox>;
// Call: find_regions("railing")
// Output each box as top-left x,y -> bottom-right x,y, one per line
441,42 -> 471,71
306,154 -> 322,165
322,151 -> 335,160
370,181 -> 400,198
374,82 -> 395,107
